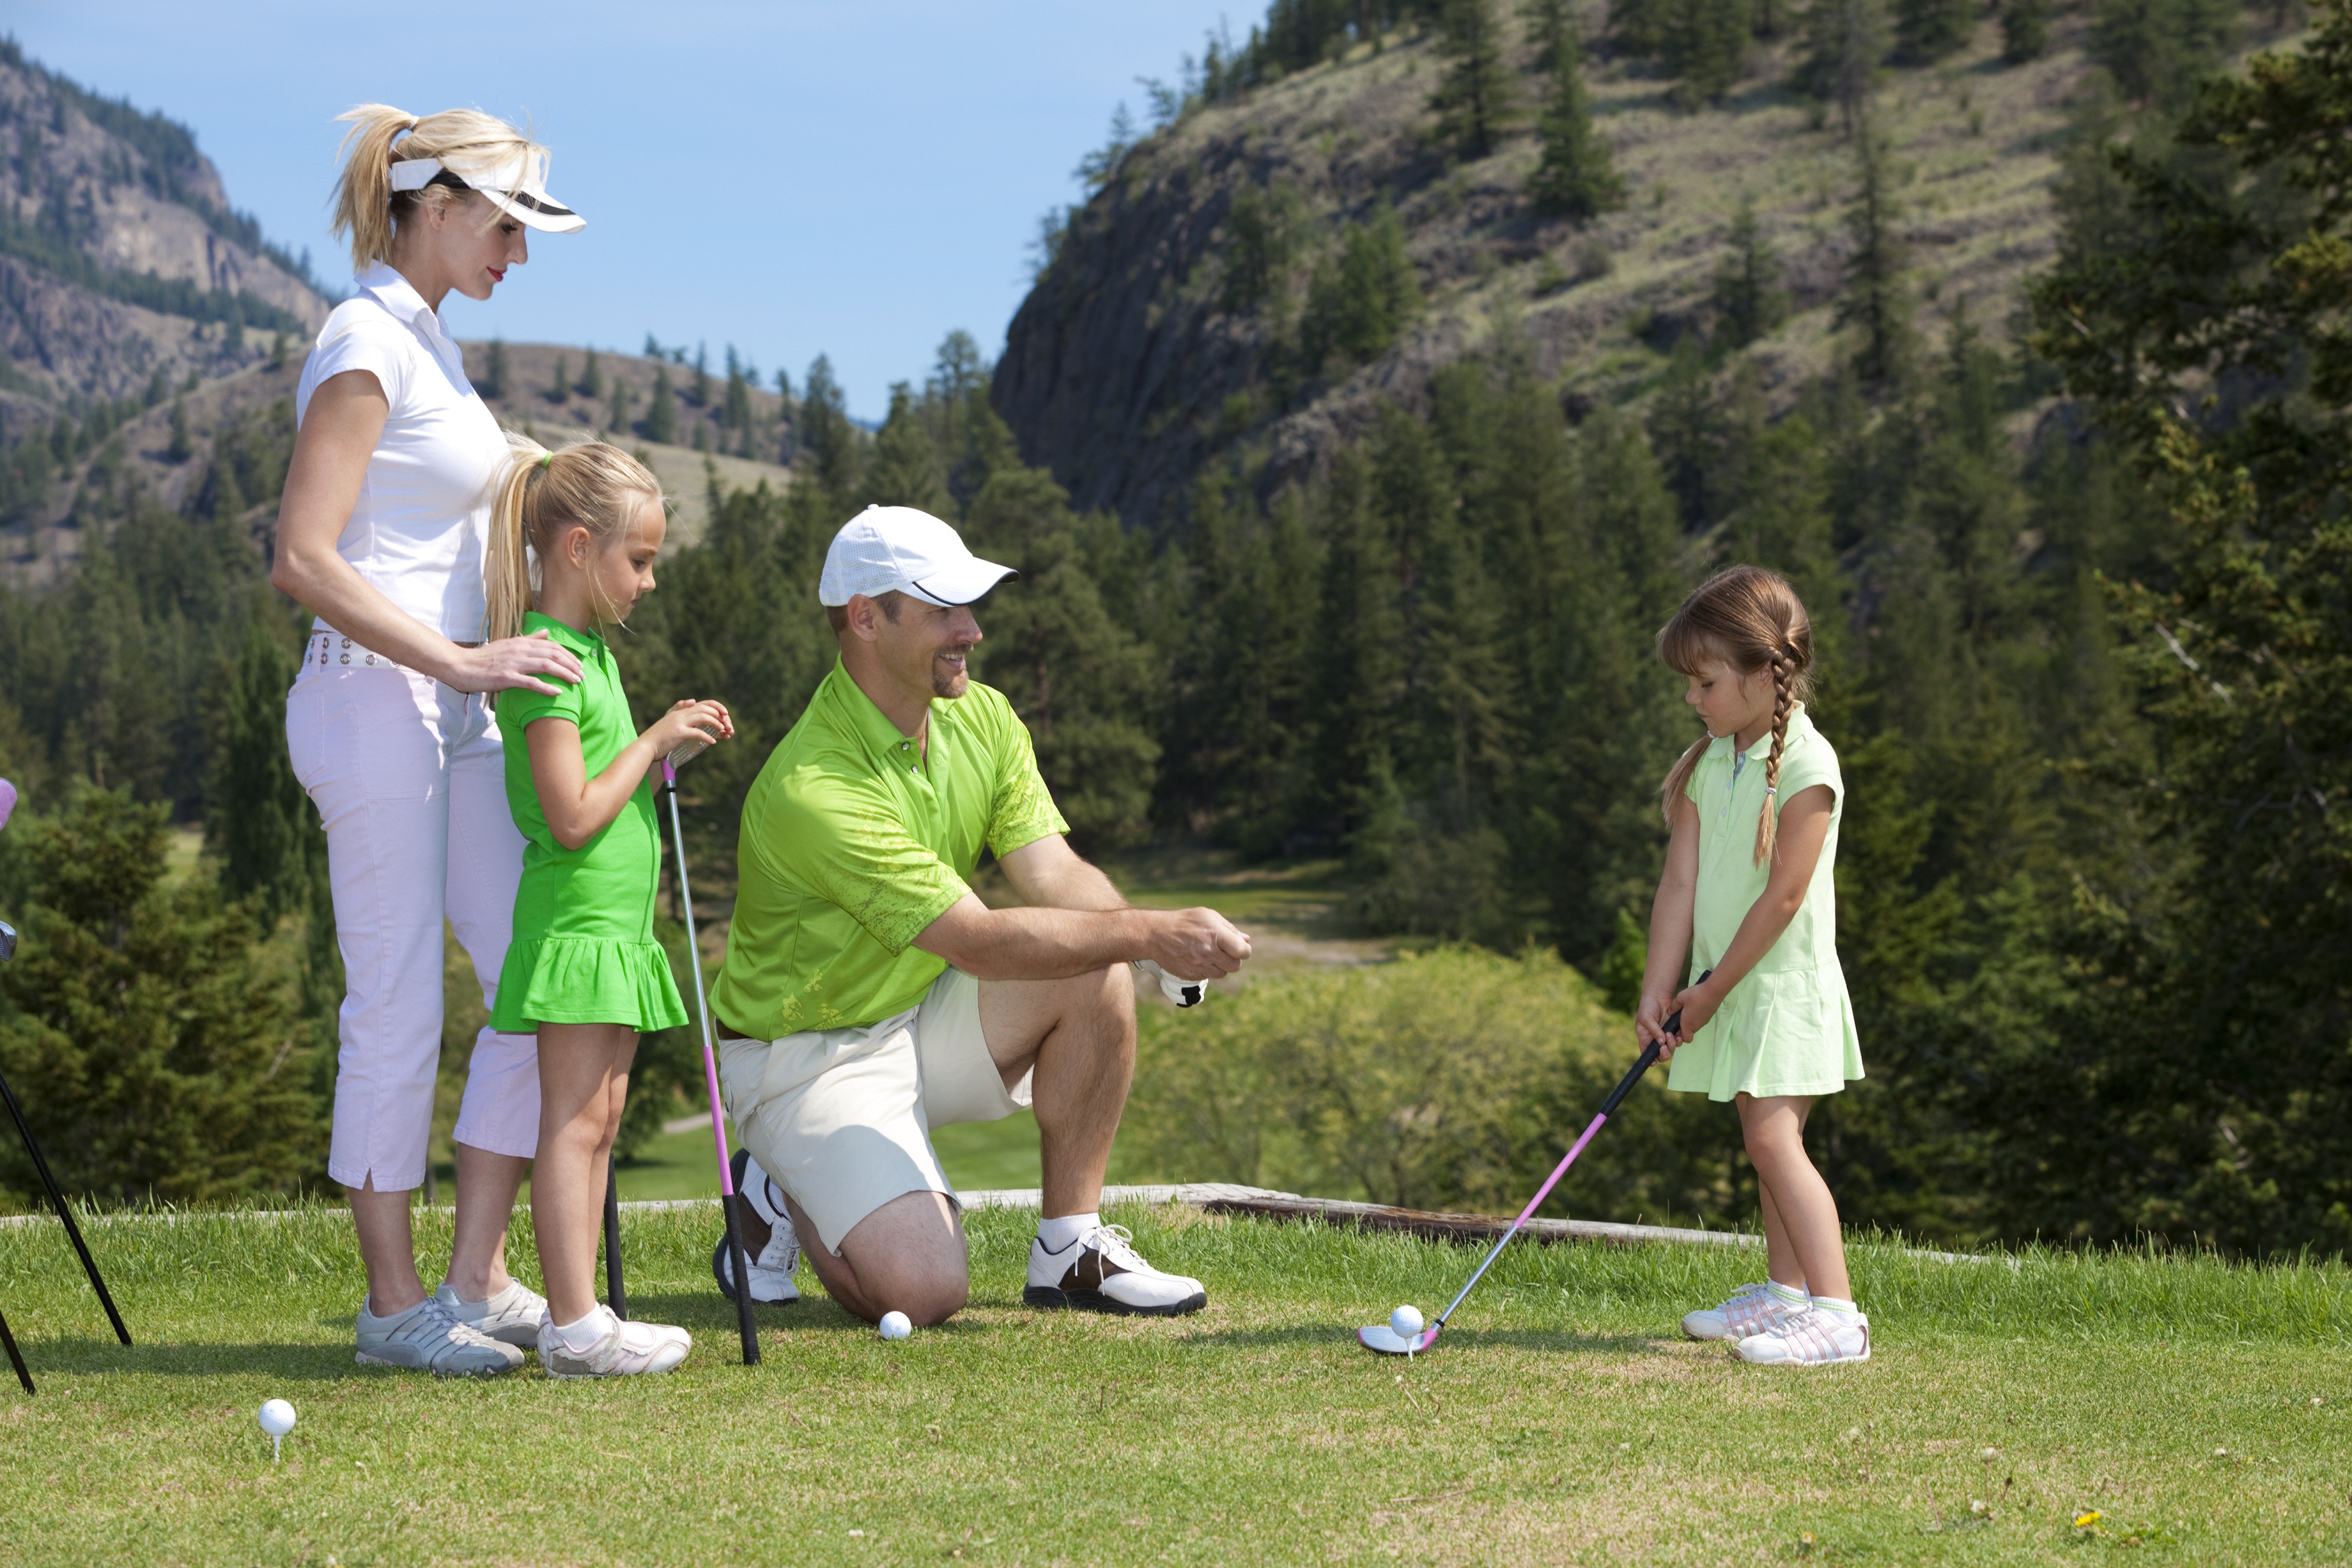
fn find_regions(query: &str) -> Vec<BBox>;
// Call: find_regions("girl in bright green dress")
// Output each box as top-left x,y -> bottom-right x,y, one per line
484,437 -> 733,1377
1636,566 -> 1869,1367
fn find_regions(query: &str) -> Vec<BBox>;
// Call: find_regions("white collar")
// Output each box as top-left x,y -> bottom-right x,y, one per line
354,261 -> 450,340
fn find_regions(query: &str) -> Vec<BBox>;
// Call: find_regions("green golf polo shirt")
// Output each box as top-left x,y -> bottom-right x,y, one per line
711,658 -> 1068,1039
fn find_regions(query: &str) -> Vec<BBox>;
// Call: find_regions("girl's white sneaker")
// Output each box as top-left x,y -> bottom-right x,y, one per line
1733,1306 -> 1870,1366
537,1306 -> 693,1379
434,1277 -> 550,1347
1681,1282 -> 1803,1341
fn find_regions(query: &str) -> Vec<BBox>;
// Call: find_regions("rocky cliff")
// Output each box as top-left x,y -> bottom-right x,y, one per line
0,40 -> 327,415
995,14 -> 2093,528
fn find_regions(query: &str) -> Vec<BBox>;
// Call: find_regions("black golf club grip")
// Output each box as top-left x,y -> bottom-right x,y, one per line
1597,969 -> 1713,1118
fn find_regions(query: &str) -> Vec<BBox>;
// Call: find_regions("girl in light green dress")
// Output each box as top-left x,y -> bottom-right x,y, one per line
484,437 -> 733,1377
1636,566 -> 1869,1367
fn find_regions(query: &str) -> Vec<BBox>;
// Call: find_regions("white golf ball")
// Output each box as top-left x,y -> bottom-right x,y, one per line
258,1399 -> 297,1438
877,1310 -> 913,1341
1390,1304 -> 1425,1339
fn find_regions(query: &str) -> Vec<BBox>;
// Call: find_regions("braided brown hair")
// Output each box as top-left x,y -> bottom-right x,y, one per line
1654,566 -> 1816,865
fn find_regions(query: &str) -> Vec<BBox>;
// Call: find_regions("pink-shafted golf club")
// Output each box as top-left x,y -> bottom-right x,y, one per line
1359,972 -> 1711,1356
660,746 -> 760,1366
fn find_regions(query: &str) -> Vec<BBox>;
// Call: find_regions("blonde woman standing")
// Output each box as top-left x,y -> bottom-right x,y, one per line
272,106 -> 586,1374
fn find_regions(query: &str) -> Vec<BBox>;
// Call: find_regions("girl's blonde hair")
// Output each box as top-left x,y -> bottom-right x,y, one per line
485,434 -> 664,644
330,104 -> 547,272
1655,565 -> 1816,866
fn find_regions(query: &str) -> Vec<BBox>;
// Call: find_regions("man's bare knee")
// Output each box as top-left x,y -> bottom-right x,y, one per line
834,1191 -> 970,1326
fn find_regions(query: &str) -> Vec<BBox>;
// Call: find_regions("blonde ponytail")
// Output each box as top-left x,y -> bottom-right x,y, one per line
1652,565 -> 1817,865
485,432 -> 550,646
483,434 -> 664,648
330,104 -> 550,273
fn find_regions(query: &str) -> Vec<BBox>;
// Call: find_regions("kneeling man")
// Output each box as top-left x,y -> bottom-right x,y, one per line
708,505 -> 1251,1326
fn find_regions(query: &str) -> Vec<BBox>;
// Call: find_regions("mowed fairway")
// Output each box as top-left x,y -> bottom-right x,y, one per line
1,1204 -> 2347,1565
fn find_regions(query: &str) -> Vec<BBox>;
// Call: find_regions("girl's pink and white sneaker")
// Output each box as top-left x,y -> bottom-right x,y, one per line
1733,1305 -> 1870,1366
1681,1281 -> 1804,1341
537,1305 -> 693,1379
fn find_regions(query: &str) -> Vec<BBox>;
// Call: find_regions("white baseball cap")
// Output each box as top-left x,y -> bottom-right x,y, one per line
819,506 -> 1015,608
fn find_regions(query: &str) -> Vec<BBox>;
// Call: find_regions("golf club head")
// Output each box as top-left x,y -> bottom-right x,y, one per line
0,920 -> 14,964
1357,1322 -> 1441,1356
668,739 -> 708,770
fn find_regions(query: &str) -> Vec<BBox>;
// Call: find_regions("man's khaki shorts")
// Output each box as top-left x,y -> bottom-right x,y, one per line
716,968 -> 1031,1255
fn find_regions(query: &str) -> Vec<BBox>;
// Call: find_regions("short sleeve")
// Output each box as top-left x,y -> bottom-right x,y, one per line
1773,731 -> 1841,811
762,773 -> 970,955
300,317 -> 413,419
496,677 -> 584,736
985,703 -> 1070,860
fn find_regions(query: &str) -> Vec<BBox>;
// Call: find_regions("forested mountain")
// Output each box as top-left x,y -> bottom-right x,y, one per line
998,0 -> 2101,526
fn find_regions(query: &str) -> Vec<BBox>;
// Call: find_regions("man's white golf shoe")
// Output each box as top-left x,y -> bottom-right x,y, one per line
354,1295 -> 523,1376
1025,1221 -> 1207,1317
711,1148 -> 801,1305
434,1277 -> 550,1347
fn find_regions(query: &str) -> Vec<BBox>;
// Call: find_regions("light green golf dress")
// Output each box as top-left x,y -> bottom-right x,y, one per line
1664,703 -> 1864,1102
488,611 -> 688,1035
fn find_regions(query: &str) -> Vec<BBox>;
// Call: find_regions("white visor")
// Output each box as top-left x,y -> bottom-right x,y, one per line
389,149 -> 583,234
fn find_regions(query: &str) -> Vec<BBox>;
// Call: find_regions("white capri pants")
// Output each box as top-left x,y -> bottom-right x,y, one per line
287,654 -> 540,1190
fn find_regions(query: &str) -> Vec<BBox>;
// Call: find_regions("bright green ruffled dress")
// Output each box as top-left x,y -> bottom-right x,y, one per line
489,611 -> 687,1035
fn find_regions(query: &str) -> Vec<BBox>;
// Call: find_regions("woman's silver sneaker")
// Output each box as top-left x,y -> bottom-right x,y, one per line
434,1277 -> 550,1347
355,1296 -> 524,1376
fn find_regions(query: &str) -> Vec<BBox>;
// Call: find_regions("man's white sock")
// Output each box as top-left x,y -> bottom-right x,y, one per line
1037,1212 -> 1100,1254
740,1156 -> 787,1228
1766,1280 -> 1808,1308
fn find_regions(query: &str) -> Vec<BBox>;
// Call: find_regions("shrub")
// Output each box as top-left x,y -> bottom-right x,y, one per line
1128,946 -> 1729,1220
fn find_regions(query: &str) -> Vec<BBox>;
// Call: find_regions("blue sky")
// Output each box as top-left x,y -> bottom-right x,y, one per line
10,2 -> 1242,419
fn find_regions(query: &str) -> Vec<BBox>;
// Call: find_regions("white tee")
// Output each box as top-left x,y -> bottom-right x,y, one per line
294,261 -> 511,641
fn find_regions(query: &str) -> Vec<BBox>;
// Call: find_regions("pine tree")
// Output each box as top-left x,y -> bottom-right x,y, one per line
1835,130 -> 1913,384
1711,201 -> 1788,346
211,616 -> 322,931
1895,0 -> 1974,60
1524,0 -> 1576,58
690,342 -> 710,407
2089,0 -> 2239,109
0,789 -> 327,1203
723,356 -> 753,435
1428,0 -> 1520,156
608,378 -> 632,435
799,355 -> 862,506
861,384 -> 952,515
166,393 -> 191,462
483,337 -> 508,400
646,366 -> 677,444
2000,0 -> 2049,60
547,352 -> 569,404
1301,201 -> 1423,370
1221,182 -> 1304,313
1610,0 -> 1670,57
1665,0 -> 1753,104
1527,32 -> 1626,218
579,348 -> 602,401
1792,0 -> 1890,136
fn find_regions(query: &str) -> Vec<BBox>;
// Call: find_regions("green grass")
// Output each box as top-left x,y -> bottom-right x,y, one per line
3,1205 -> 2349,1564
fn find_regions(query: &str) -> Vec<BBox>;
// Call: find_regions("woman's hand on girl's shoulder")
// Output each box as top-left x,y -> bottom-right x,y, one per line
648,698 -> 733,757
450,631 -> 584,696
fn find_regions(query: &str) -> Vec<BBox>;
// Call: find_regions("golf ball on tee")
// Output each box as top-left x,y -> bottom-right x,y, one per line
258,1399 -> 297,1437
1390,1305 -> 1424,1339
878,1310 -> 913,1341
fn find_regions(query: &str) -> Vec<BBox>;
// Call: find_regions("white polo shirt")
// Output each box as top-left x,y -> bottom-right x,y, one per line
294,261 -> 511,641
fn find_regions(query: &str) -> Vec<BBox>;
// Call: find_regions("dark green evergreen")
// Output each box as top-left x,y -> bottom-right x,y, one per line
1527,32 -> 1626,217
1428,0 -> 1520,155
2000,0 -> 2049,60
1710,201 -> 1788,347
